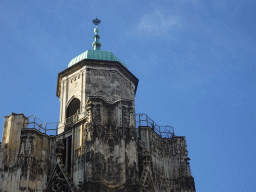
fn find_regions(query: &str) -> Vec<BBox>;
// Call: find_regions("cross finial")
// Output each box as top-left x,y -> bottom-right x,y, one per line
92,17 -> 102,50
92,17 -> 101,26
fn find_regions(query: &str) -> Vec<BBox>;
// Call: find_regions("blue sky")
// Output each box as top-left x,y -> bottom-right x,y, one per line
0,0 -> 255,191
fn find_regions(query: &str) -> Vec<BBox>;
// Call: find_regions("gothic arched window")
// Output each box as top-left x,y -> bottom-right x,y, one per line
66,98 -> 80,119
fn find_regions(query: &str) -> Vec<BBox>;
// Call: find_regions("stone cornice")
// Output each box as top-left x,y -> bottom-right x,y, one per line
21,128 -> 56,138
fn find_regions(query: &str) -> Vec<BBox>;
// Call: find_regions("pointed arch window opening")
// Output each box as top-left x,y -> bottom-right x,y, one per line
66,98 -> 81,127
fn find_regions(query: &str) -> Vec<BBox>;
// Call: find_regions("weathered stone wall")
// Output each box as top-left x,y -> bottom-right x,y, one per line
58,68 -> 85,129
71,97 -> 138,191
139,126 -> 195,192
57,61 -> 138,135
0,110 -> 195,192
85,67 -> 135,102
0,58 -> 196,191
0,113 -> 56,192
0,113 -> 28,168
0,113 -> 28,192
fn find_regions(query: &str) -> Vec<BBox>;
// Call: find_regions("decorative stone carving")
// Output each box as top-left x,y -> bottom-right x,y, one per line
56,139 -> 65,163
17,154 -> 25,167
92,90 -> 110,101
28,136 -> 35,156
45,163 -> 74,192
91,69 -> 110,77
88,69 -> 133,90
68,73 -> 81,83
112,71 -> 132,90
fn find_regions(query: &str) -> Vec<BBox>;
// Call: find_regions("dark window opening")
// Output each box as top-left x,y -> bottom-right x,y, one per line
67,136 -> 72,174
61,136 -> 72,175
66,98 -> 80,118
62,139 -> 66,165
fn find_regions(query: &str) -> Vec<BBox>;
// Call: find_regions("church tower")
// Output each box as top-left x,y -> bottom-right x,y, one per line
55,18 -> 140,190
0,18 -> 195,192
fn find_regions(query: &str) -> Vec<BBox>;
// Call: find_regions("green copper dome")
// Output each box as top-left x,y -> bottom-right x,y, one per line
68,22 -> 127,68
68,50 -> 127,68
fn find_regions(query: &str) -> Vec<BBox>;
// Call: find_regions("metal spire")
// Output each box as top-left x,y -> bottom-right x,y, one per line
92,17 -> 101,50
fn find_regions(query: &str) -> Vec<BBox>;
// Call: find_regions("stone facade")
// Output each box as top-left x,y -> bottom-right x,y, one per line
0,113 -> 56,191
0,59 -> 195,191
56,59 -> 138,135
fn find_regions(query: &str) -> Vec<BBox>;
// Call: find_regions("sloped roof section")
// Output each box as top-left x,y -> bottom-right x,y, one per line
68,50 -> 127,68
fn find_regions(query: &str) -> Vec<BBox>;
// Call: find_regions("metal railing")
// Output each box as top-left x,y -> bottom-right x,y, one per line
24,107 -> 86,136
24,115 -> 60,136
66,114 -> 78,127
136,113 -> 175,138
23,112 -> 175,138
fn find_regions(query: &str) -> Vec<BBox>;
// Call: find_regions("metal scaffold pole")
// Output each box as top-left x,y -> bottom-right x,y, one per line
34,116 -> 35,129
